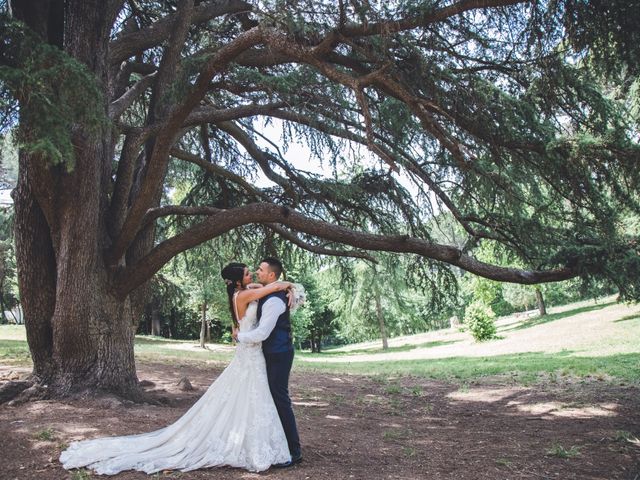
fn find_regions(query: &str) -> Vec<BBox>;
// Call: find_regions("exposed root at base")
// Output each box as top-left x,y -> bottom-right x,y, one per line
0,380 -> 48,405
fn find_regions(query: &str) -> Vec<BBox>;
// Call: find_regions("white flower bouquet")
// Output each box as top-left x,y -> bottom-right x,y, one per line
289,283 -> 306,311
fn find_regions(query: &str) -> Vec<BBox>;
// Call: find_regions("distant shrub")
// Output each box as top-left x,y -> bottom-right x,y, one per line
464,302 -> 497,341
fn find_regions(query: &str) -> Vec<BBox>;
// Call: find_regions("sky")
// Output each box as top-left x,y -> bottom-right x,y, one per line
251,119 -> 422,199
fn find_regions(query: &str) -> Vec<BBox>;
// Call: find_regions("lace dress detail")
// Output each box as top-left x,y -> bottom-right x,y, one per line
59,300 -> 290,474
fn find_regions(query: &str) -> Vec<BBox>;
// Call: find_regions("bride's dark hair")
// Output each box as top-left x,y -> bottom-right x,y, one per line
221,262 -> 247,327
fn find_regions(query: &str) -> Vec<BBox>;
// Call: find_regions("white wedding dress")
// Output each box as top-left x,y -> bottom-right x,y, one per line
59,300 -> 291,474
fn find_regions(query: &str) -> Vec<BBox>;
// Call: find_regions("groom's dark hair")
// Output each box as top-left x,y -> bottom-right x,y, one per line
261,257 -> 283,279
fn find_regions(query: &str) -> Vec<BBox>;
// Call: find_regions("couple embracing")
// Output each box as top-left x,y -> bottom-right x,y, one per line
60,257 -> 302,474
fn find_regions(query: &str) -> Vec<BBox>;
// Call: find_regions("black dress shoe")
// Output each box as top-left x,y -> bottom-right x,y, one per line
273,454 -> 302,468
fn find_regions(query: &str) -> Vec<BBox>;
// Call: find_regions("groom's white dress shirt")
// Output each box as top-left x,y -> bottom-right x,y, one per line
237,297 -> 285,344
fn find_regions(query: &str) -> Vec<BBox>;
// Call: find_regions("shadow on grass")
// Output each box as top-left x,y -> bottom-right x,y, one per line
614,313 -> 640,323
502,301 -> 617,332
318,340 -> 461,356
296,351 -> 640,383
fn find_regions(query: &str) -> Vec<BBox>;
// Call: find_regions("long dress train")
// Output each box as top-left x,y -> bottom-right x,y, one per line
59,301 -> 290,474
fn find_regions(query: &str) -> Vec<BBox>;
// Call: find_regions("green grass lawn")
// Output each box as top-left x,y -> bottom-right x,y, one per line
0,338 -> 32,366
134,336 -> 233,364
1,297 -> 639,384
296,351 -> 640,383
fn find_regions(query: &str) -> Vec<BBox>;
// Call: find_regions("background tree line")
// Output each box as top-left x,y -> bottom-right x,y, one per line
0,136 -> 625,348
2,211 -> 613,349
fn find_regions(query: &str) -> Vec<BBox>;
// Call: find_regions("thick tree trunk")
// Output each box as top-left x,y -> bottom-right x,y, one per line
10,0 -> 142,399
13,153 -> 56,381
53,0 -> 139,398
310,333 -> 321,353
15,150 -> 140,396
374,290 -> 389,350
150,299 -> 161,336
51,273 -> 138,396
199,301 -> 207,348
16,162 -> 141,397
535,288 -> 547,316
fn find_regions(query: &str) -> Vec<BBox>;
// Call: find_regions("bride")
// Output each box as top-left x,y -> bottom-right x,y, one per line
60,262 -> 293,474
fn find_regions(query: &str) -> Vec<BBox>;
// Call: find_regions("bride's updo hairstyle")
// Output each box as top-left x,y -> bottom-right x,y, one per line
221,262 -> 247,327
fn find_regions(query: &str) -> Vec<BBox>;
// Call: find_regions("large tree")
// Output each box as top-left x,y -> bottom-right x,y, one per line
0,0 -> 638,398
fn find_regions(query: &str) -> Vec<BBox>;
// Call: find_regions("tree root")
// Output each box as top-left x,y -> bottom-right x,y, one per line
0,380 -> 49,405
0,379 -> 177,407
0,381 -> 32,404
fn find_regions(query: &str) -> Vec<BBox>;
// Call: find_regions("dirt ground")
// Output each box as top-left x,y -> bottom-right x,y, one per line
1,361 -> 638,480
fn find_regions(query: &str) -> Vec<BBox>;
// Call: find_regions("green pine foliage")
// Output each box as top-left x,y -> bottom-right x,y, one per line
0,16 -> 106,170
464,301 -> 498,342
564,0 -> 640,79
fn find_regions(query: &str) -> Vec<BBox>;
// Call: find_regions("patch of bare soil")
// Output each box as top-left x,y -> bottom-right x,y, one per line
1,362 -> 638,480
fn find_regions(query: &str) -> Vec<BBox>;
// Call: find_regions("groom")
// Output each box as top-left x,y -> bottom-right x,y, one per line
233,257 -> 302,467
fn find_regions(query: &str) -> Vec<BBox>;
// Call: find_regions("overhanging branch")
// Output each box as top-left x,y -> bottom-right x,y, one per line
113,203 -> 577,297
266,224 -> 377,263
339,0 -> 524,37
142,205 -> 222,226
109,0 -> 253,64
141,206 -> 378,261
105,27 -> 264,266
169,147 -> 268,200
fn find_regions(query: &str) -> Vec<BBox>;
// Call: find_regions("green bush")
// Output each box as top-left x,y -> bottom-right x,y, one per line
464,302 -> 497,341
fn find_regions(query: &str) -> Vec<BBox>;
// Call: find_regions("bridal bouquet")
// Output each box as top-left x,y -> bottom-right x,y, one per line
289,283 -> 306,311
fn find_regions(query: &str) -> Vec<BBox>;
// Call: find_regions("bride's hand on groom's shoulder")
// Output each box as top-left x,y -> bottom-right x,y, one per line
286,289 -> 294,308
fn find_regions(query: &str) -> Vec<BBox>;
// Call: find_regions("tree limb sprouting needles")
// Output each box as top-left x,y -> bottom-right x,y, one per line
0,0 -> 638,396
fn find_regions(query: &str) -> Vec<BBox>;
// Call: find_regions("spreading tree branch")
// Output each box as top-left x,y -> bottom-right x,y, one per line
140,203 -> 377,262
114,203 -> 577,297
339,0 -> 525,37
109,71 -> 157,119
267,223 -> 377,263
106,26 -> 264,265
109,0 -> 253,64
168,147 -> 268,201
